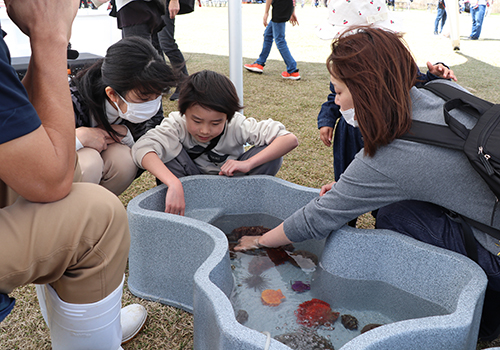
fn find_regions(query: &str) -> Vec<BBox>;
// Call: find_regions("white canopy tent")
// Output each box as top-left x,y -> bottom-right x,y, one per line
228,0 -> 244,105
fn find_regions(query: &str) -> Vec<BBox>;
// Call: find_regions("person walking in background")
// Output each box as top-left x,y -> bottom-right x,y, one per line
434,0 -> 447,34
158,0 -> 195,101
244,0 -> 300,80
469,0 -> 487,39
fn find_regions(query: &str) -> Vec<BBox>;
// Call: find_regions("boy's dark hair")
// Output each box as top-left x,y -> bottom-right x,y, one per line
178,70 -> 243,122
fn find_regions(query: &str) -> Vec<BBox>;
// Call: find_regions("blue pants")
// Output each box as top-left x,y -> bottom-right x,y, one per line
470,4 -> 486,39
375,200 -> 500,291
434,8 -> 447,33
376,200 -> 500,340
255,20 -> 297,74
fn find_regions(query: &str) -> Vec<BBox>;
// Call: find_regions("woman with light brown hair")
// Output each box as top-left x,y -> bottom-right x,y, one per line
235,26 -> 500,341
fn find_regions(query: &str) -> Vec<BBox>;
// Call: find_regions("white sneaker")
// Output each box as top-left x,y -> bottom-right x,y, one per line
121,304 -> 147,344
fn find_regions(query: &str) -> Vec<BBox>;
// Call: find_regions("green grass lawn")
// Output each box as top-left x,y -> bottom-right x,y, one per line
2,6 -> 500,350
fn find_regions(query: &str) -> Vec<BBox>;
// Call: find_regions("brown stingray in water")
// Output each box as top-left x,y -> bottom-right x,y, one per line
226,226 -> 270,243
248,255 -> 276,275
264,247 -> 300,268
246,248 -> 300,275
228,226 -> 299,272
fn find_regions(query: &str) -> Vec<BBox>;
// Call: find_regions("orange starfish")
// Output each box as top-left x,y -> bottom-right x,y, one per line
295,298 -> 339,327
261,289 -> 286,306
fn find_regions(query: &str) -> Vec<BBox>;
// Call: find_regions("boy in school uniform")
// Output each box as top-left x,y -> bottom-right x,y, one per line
132,70 -> 298,215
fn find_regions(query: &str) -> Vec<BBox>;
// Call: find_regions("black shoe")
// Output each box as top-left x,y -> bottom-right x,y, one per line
169,89 -> 180,101
478,287 -> 500,342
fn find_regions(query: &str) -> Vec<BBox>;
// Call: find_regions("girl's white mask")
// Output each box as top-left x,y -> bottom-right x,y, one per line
113,93 -> 162,124
340,108 -> 358,128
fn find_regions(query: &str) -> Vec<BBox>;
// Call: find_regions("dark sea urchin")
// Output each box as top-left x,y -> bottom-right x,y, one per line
243,274 -> 270,291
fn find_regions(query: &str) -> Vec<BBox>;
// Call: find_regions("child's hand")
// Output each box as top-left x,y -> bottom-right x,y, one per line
426,61 -> 457,82
219,159 -> 252,177
319,181 -> 335,196
319,126 -> 333,147
164,182 -> 185,216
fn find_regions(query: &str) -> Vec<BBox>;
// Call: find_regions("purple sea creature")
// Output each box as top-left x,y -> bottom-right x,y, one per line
291,281 -> 311,293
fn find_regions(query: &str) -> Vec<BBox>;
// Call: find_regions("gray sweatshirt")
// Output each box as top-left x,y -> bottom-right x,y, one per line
284,80 -> 500,258
132,112 -> 290,175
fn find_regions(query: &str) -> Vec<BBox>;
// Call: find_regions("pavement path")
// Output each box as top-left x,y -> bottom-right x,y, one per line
173,4 -> 500,69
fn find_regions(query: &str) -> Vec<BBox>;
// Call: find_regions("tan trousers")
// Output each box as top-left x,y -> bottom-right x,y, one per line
0,182 -> 130,304
77,143 -> 138,196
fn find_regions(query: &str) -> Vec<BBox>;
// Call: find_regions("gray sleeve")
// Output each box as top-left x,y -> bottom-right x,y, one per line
283,157 -> 409,242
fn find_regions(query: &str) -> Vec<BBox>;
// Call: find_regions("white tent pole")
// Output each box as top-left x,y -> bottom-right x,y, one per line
447,0 -> 460,50
228,0 -> 244,106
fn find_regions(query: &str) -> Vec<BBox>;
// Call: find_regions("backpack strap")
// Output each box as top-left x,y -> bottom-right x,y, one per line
402,83 -> 494,149
422,83 -> 494,139
443,209 -> 500,262
187,124 -> 226,160
462,216 -> 500,241
401,120 -> 464,150
422,83 -> 493,115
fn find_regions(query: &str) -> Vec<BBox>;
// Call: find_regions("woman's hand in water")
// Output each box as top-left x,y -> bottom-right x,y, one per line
234,236 -> 262,251
319,181 -> 335,196
235,223 -> 292,251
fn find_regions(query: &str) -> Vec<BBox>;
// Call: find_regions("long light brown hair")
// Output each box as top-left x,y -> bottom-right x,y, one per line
327,26 -> 418,157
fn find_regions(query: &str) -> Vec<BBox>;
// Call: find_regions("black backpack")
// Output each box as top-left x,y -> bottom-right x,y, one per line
401,83 -> 500,247
403,83 -> 500,343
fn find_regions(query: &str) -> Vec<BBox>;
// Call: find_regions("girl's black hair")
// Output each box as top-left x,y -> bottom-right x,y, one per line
178,70 -> 243,122
72,36 -> 176,140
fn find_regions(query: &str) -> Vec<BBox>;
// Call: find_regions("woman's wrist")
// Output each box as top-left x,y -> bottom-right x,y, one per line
256,235 -> 272,248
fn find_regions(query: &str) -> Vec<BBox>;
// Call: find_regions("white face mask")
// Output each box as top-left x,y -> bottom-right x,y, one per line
340,108 -> 358,128
114,93 -> 162,124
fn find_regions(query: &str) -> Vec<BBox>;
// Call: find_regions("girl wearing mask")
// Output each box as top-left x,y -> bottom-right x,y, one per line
71,36 -> 176,195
